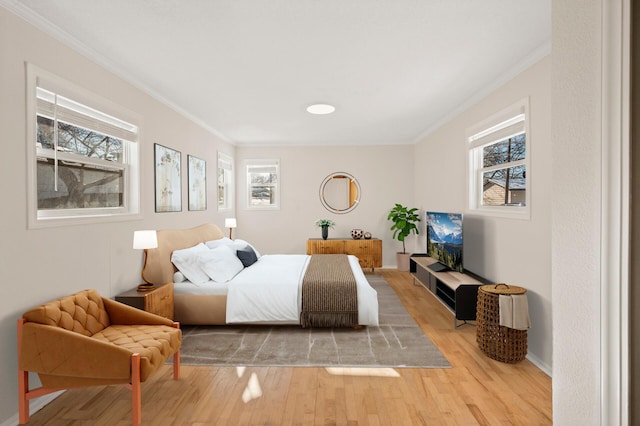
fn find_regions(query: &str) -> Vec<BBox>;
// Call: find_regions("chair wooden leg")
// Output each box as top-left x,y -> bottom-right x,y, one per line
17,317 -> 63,424
172,321 -> 181,379
131,353 -> 141,426
173,350 -> 180,379
18,369 -> 29,424
17,319 -> 29,424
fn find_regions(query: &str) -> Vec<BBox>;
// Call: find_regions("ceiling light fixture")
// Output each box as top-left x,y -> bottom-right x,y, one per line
306,103 -> 335,115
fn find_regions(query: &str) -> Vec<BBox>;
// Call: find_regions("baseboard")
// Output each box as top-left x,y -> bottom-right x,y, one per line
526,353 -> 552,377
1,390 -> 65,426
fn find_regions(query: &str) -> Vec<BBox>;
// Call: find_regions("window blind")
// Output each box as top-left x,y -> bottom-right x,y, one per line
468,114 -> 525,149
36,87 -> 138,143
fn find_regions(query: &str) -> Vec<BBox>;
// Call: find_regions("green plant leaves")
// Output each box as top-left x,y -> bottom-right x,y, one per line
387,203 -> 420,253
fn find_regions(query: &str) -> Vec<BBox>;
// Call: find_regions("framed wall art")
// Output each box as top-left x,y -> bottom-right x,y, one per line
188,155 -> 207,211
154,143 -> 182,212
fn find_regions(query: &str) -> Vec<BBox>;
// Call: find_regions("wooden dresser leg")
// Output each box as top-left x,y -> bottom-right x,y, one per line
131,353 -> 141,426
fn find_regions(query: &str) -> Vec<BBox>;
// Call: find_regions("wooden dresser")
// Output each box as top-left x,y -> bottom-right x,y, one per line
306,238 -> 382,271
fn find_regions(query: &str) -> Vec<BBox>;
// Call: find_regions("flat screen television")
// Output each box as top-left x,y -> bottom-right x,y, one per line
426,211 -> 463,273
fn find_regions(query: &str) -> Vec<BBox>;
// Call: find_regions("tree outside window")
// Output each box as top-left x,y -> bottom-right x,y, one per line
481,133 -> 526,207
36,117 -> 125,210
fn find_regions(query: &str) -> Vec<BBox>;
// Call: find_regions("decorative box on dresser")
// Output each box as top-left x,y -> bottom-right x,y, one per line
307,238 -> 382,271
115,282 -> 174,320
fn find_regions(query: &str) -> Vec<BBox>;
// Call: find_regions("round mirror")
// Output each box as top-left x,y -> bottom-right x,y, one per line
319,172 -> 360,214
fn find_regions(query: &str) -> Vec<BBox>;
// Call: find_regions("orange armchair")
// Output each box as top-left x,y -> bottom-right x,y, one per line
17,289 -> 181,425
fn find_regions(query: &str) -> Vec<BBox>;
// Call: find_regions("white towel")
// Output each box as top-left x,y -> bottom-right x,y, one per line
499,294 -> 531,330
499,295 -> 513,328
511,294 -> 531,330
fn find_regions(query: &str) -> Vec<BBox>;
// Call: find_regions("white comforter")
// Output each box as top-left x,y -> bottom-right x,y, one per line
225,254 -> 379,326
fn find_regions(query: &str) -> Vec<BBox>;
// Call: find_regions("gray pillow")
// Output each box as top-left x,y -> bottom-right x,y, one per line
236,246 -> 258,267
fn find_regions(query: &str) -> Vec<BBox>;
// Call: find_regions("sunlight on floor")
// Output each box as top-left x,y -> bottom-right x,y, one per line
325,367 -> 401,377
236,366 -> 263,403
232,366 -> 399,405
242,373 -> 263,403
236,366 -> 246,378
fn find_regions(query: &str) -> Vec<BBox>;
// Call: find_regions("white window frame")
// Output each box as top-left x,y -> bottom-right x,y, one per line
217,152 -> 234,211
26,63 -> 141,228
467,98 -> 530,219
245,159 -> 280,210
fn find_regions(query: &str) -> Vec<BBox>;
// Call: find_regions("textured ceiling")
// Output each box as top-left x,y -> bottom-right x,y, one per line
6,0 -> 551,146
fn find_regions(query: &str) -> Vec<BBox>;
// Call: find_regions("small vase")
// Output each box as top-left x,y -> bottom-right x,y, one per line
351,228 -> 363,239
321,226 -> 329,240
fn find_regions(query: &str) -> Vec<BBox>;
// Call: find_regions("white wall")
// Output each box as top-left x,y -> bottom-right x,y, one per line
551,1 -> 604,423
234,144 -> 414,266
413,57 -> 552,371
0,9 -> 234,424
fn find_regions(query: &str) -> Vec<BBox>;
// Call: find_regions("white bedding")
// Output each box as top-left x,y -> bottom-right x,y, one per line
174,279 -> 228,295
173,254 -> 379,326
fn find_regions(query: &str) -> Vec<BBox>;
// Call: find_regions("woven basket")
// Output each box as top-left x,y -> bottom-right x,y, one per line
476,283 -> 528,363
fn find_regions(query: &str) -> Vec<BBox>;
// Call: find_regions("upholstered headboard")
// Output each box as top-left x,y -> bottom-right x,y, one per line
142,223 -> 225,285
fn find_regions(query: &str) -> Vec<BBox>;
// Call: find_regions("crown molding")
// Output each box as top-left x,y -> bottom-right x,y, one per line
0,0 -> 234,145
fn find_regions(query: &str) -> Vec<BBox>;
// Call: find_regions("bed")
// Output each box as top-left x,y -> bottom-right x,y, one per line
141,223 -> 379,327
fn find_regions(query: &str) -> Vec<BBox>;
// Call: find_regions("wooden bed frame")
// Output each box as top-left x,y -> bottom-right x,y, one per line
142,223 -> 228,324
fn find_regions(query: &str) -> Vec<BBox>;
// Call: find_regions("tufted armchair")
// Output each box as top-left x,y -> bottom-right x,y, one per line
17,289 -> 181,425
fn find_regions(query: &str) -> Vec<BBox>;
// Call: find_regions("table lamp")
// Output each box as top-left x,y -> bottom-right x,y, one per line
133,230 -> 158,291
225,218 -> 237,239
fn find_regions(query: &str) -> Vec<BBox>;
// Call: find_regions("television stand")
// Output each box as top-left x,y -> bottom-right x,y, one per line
410,254 -> 490,329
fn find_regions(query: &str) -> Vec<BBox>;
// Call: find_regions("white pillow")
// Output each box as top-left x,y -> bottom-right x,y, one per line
204,237 -> 233,250
197,245 -> 244,282
173,271 -> 186,283
205,237 -> 261,258
233,239 -> 261,258
171,243 -> 210,285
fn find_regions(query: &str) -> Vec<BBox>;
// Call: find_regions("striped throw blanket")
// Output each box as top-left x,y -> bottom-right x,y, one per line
300,254 -> 358,328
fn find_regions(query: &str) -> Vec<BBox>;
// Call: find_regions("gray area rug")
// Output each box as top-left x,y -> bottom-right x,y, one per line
179,275 -> 450,368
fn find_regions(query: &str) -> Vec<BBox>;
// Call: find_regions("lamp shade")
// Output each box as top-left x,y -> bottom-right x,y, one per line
225,218 -> 237,228
133,230 -> 158,250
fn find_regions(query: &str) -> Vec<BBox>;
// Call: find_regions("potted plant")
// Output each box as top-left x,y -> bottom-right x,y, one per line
314,219 -> 335,240
387,203 -> 420,271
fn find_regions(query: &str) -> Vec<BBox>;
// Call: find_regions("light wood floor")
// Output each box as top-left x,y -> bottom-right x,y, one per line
25,270 -> 552,425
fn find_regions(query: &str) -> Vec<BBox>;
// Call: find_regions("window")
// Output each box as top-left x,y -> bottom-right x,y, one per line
246,159 -> 280,209
467,98 -> 529,218
217,152 -> 234,211
27,64 -> 140,228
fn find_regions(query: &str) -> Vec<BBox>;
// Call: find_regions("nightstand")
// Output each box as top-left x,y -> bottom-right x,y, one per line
115,282 -> 174,320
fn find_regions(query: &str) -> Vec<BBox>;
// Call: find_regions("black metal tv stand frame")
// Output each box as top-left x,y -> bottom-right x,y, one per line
409,253 -> 490,329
